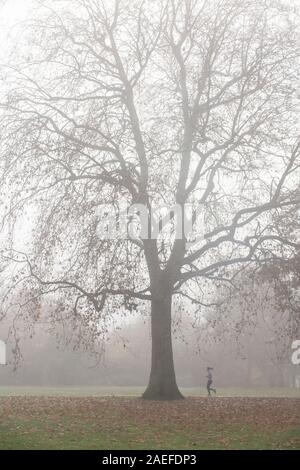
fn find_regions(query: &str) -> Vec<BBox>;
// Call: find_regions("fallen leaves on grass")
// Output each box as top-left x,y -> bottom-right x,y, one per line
0,396 -> 299,433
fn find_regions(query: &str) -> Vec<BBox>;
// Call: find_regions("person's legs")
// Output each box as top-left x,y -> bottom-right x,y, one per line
207,379 -> 216,396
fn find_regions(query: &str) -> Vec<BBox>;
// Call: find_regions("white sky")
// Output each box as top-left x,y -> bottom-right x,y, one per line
0,0 -> 298,25
1,0 -> 33,25
0,0 -> 34,49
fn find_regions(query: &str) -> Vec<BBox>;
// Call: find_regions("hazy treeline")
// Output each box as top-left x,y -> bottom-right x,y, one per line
0,312 -> 298,389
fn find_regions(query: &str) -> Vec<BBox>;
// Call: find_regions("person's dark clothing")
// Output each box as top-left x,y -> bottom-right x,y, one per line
206,370 -> 216,396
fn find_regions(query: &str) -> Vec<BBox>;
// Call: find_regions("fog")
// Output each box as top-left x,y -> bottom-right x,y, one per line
1,302 -> 299,389
0,0 -> 299,401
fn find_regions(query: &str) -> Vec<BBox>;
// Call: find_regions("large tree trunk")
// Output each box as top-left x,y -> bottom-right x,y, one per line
142,293 -> 184,400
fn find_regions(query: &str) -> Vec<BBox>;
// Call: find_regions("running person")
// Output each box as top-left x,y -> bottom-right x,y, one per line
206,367 -> 216,396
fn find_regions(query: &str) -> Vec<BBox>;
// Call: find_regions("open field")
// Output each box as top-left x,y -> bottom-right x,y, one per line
0,386 -> 300,397
0,394 -> 299,450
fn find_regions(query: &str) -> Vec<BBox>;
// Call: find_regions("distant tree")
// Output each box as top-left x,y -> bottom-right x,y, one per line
197,194 -> 300,385
0,0 -> 299,399
258,193 -> 300,336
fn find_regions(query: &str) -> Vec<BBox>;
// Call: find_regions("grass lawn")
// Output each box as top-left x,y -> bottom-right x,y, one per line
0,393 -> 299,450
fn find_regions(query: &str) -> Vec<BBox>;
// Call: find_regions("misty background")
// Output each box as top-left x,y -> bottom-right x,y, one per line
0,0 -> 299,395
1,297 -> 299,389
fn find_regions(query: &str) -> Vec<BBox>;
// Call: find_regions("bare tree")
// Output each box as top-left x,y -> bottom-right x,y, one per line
0,0 -> 299,399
